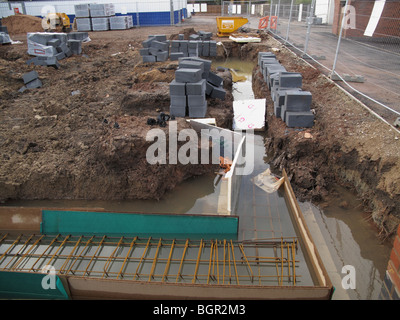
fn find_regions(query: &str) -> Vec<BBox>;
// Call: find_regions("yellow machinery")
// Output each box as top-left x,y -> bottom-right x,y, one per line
43,13 -> 71,32
216,16 -> 249,37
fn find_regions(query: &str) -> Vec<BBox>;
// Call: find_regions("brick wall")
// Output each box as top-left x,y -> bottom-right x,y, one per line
380,224 -> 400,300
332,0 -> 400,38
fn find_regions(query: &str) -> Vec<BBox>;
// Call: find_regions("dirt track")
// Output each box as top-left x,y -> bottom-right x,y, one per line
0,17 -> 399,238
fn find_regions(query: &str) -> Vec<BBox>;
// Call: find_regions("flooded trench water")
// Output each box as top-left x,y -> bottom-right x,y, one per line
2,58 -> 392,299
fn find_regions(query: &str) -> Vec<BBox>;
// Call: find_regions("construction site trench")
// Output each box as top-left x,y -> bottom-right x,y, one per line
0,17 -> 399,299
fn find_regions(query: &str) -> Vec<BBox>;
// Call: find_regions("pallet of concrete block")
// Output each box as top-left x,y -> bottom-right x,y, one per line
141,35 -> 169,62
74,4 -> 90,18
0,26 -> 11,45
110,16 -> 133,30
91,17 -> 109,31
89,3 -> 115,17
76,18 -> 92,32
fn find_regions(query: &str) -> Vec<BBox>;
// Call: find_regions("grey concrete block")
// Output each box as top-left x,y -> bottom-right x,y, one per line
186,79 -> 206,95
155,51 -> 168,62
285,111 -> 314,128
276,88 -> 301,106
205,82 -> 213,96
207,72 -> 223,87
142,55 -> 156,62
64,48 -> 72,58
148,47 -> 160,55
187,95 -> 206,107
169,80 -> 186,96
188,41 -> 199,49
22,71 -> 39,84
67,32 -> 89,41
45,57 -> 60,69
140,48 -> 149,56
258,51 -> 276,61
279,72 -> 302,88
142,37 -> 156,48
284,90 -> 312,111
151,40 -> 169,52
175,68 -> 203,83
170,106 -> 186,117
25,78 -> 43,89
210,84 -> 226,100
179,57 -> 211,72
179,41 -> 188,50
0,26 -> 8,33
170,95 -> 187,107
154,35 -> 167,42
178,34 -> 184,40
188,49 -> 198,57
171,40 -> 180,48
170,46 -> 180,53
189,106 -> 207,118
274,101 -> 282,118
47,38 -> 61,47
189,34 -> 200,40
55,52 -> 66,60
67,40 -> 82,55
170,52 -> 184,61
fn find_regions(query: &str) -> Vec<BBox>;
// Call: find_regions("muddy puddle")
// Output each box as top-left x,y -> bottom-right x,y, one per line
2,58 -> 392,299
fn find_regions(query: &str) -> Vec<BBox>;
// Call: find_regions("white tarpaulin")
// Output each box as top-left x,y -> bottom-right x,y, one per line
233,99 -> 266,130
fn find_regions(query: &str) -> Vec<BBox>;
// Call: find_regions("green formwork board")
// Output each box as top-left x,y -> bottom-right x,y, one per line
41,210 -> 238,239
0,271 -> 69,299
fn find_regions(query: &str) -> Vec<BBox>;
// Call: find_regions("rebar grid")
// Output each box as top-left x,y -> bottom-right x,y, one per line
0,233 -> 300,286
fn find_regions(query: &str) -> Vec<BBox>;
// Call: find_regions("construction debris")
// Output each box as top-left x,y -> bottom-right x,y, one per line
19,70 -> 42,92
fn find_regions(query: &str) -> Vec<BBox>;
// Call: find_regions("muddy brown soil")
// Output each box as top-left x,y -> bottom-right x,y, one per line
250,35 -> 400,240
0,24 -> 230,203
0,18 -> 399,239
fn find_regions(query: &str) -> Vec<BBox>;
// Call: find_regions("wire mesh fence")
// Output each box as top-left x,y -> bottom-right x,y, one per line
254,0 -> 400,125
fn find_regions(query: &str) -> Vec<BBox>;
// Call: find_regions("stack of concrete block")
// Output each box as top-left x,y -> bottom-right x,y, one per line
74,3 -> 117,31
170,39 -> 217,58
19,70 -> 42,92
89,3 -> 115,17
0,25 -> 11,45
90,3 -> 114,31
74,4 -> 90,18
258,51 -> 314,128
109,15 -> 133,30
91,17 -> 109,31
170,59 -> 207,118
140,35 -> 169,62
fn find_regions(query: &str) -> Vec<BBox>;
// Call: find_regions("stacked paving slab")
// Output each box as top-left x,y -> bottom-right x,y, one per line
140,35 -> 169,62
26,32 -> 87,68
75,3 -> 132,31
169,57 -> 226,118
258,52 -> 314,128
